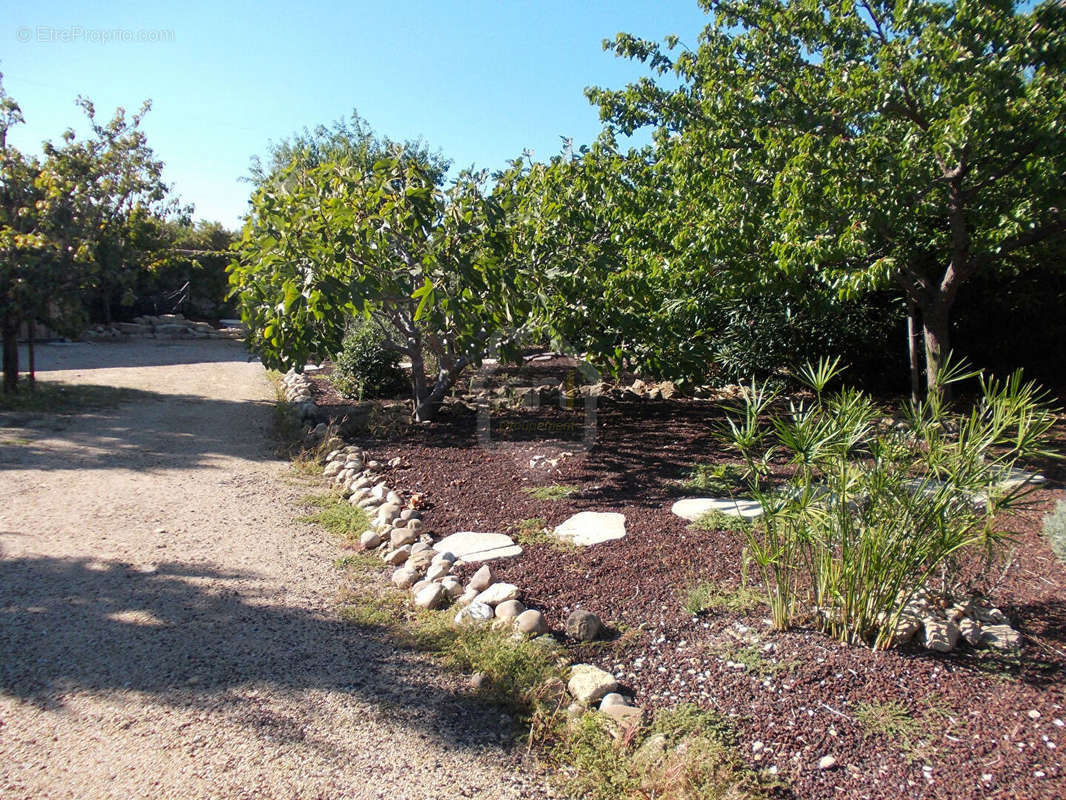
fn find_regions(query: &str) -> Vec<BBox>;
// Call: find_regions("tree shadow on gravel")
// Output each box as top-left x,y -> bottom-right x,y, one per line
0,391 -> 279,472
0,555 -> 520,755
18,339 -> 255,373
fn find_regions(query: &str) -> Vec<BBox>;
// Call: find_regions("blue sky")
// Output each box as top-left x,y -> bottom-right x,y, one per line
1,1 -> 711,229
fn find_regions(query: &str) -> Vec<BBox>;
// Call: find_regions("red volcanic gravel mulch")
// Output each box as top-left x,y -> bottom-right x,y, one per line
309,370 -> 1066,800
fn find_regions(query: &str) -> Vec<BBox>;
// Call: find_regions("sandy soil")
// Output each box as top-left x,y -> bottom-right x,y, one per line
0,339 -> 552,800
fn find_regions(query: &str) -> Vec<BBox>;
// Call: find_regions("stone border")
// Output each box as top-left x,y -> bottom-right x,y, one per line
318,445 -> 644,719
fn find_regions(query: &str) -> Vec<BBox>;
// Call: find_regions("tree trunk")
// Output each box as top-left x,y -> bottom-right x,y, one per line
907,301 -> 921,405
27,320 -> 35,389
2,319 -> 19,394
922,300 -> 951,397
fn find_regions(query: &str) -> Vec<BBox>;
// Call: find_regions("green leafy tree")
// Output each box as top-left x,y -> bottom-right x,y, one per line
499,137 -> 728,382
589,0 -> 1066,395
0,75 -> 173,391
231,146 -> 527,422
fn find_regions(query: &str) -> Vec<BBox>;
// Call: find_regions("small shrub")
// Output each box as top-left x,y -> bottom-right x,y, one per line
404,610 -> 566,714
683,580 -> 764,616
331,320 -> 408,401
524,484 -> 579,500
514,517 -> 550,546
1043,498 -> 1066,566
854,700 -> 919,740
553,704 -> 772,800
714,643 -> 798,676
683,463 -> 746,493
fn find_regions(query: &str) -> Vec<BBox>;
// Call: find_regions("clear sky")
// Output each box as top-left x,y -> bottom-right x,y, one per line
1,1 -> 711,229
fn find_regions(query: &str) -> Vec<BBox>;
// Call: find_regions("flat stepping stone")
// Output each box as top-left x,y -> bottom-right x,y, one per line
991,467 -> 1046,492
671,497 -> 764,521
433,532 -> 522,562
553,512 -> 626,546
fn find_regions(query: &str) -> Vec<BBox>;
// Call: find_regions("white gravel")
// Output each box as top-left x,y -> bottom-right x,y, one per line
0,339 -> 554,800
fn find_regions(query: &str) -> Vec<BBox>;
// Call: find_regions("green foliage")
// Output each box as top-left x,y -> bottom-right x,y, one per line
724,358 -> 1058,649
513,517 -> 550,546
713,643 -> 798,677
330,320 -> 408,401
683,463 -> 746,493
1043,498 -> 1066,566
854,700 -> 919,740
553,705 -> 771,800
690,511 -> 754,533
401,610 -> 566,715
298,493 -> 370,541
590,0 -> 1066,394
683,581 -> 764,616
232,122 -> 529,421
524,484 -> 579,500
0,74 -> 176,391
711,289 -> 903,387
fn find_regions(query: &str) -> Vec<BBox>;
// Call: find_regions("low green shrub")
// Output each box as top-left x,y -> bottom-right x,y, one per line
553,704 -> 772,800
682,463 -> 746,493
331,320 -> 408,401
524,484 -> 579,500
723,356 -> 1058,649
683,580 -> 764,616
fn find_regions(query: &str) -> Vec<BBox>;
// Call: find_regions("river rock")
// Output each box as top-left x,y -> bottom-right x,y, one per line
359,530 -> 381,549
391,567 -> 419,589
980,624 -> 1021,650
414,582 -> 446,610
599,693 -> 627,709
384,546 -> 411,566
958,617 -> 982,646
474,583 -> 519,607
566,609 -> 603,642
495,599 -> 526,620
568,664 -> 619,704
922,618 -> 960,652
515,609 -> 548,635
468,564 -> 493,592
390,528 -> 418,548
455,601 -> 494,626
426,562 -> 452,582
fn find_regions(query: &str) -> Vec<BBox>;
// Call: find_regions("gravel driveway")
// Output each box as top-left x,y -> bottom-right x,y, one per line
0,339 -> 552,800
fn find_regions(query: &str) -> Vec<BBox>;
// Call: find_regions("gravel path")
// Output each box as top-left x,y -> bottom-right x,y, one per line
0,340 -> 552,800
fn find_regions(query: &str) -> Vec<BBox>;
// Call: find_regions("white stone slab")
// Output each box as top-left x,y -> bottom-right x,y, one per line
552,512 -> 626,546
433,532 -> 522,562
992,467 -> 1046,492
671,497 -> 765,521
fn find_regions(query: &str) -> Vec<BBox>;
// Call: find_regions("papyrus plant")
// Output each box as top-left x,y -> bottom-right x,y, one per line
725,357 -> 1058,649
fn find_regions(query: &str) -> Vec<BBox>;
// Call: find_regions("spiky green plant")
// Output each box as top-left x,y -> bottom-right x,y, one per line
723,356 -> 1058,649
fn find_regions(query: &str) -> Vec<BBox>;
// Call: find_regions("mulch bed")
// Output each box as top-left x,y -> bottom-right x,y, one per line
308,365 -> 1066,800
